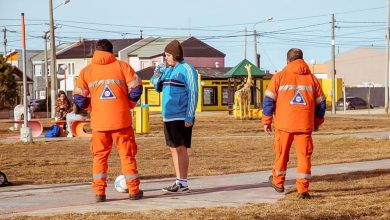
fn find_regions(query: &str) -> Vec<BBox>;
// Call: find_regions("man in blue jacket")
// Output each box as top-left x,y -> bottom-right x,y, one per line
151,40 -> 198,193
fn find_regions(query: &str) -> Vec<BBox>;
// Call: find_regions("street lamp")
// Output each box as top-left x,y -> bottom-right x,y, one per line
49,0 -> 70,118
54,0 -> 70,10
310,59 -> 316,74
60,64 -> 67,94
253,17 -> 273,68
43,30 -> 50,118
253,17 -> 273,108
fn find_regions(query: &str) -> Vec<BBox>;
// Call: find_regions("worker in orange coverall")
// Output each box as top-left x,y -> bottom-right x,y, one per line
73,39 -> 143,202
262,48 -> 326,199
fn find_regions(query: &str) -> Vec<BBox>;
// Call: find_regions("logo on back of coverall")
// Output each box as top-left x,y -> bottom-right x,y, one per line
100,85 -> 117,99
290,90 -> 306,105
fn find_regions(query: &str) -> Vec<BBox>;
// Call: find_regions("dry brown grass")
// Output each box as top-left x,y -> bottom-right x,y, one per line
2,112 -> 390,139
1,112 -> 390,185
1,132 -> 390,185
9,169 -> 390,220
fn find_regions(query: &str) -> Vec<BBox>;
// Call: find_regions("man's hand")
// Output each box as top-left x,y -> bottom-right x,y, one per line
264,124 -> 272,134
185,122 -> 193,127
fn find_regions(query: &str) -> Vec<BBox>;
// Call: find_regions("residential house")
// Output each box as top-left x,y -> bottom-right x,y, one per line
54,38 -> 141,96
30,42 -> 75,99
6,49 -> 42,100
120,36 -> 226,71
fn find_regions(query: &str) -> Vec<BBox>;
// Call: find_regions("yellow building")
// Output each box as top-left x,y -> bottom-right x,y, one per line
136,59 -> 272,112
137,65 -> 342,113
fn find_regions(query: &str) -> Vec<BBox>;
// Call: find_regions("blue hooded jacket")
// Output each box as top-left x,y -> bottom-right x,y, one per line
151,61 -> 198,123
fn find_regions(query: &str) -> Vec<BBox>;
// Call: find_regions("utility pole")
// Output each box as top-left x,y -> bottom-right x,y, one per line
2,27 -> 6,57
385,0 -> 390,114
331,14 -> 336,114
20,13 -> 32,142
253,29 -> 258,67
49,0 -> 57,118
244,27 -> 247,59
43,31 -> 50,118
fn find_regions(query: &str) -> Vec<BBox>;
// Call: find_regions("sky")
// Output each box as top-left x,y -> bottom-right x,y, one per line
0,0 -> 387,71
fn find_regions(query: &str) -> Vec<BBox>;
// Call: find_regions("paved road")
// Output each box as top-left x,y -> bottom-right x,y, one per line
1,159 -> 389,218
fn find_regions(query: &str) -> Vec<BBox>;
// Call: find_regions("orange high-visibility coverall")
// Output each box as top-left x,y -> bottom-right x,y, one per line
262,59 -> 326,193
73,50 -> 142,196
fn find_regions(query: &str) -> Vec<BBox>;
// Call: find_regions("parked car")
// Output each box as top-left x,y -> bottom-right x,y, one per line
29,99 -> 47,112
336,97 -> 373,110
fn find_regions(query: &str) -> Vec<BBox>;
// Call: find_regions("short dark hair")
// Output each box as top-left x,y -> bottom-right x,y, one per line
287,48 -> 303,62
96,39 -> 113,53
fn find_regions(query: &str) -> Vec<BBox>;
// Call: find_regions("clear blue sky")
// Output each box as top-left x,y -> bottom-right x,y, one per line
0,0 -> 387,71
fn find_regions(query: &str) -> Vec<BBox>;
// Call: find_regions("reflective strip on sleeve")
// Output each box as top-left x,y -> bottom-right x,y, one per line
265,90 -> 276,100
279,85 -> 314,92
93,173 -> 108,179
316,95 -> 326,104
276,170 -> 286,176
127,74 -> 141,91
296,173 -> 311,179
88,79 -> 125,89
125,174 -> 139,180
74,87 -> 89,96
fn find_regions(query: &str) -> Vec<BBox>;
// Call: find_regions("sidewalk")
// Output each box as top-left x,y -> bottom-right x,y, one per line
1,159 -> 389,218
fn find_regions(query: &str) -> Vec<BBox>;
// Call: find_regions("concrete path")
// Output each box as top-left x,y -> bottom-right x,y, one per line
1,159 -> 389,218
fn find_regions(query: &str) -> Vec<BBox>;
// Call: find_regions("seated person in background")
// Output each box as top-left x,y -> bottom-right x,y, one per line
55,90 -> 71,120
66,103 -> 88,137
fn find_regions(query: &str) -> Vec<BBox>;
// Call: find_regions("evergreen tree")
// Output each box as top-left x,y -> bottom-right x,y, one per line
0,56 -> 18,109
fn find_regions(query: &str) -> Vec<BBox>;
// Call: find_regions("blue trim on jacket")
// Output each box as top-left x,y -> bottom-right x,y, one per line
73,94 -> 89,109
129,85 -> 143,102
263,96 -> 275,116
315,100 -> 326,119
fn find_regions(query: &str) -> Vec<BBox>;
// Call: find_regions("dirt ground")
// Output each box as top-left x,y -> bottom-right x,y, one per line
1,112 -> 390,185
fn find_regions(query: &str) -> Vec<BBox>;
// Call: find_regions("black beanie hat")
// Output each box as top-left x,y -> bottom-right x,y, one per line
164,40 -> 183,61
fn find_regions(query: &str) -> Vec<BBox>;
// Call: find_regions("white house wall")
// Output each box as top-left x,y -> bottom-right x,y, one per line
129,57 -> 140,71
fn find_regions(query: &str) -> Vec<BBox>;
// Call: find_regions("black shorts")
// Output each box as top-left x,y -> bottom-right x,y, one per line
163,120 -> 194,148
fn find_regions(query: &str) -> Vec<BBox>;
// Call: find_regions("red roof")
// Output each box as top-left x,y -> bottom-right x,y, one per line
57,38 -> 141,59
182,37 -> 225,58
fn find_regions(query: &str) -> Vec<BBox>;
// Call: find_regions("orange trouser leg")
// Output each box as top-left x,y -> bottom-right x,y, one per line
112,126 -> 140,195
91,130 -> 113,196
294,133 -> 313,194
272,129 -> 294,189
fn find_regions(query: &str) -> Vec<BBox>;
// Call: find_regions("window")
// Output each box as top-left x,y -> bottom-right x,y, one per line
67,63 -> 75,76
203,87 -> 218,106
140,61 -> 149,69
57,63 -> 66,77
39,90 -> 46,99
34,64 -> 42,76
57,63 -> 75,77
221,87 -> 229,105
47,64 -> 51,76
145,88 -> 160,106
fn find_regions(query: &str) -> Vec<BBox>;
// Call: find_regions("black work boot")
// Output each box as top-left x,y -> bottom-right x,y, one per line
129,190 -> 144,200
268,175 -> 285,193
298,192 -> 312,200
95,195 -> 106,202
